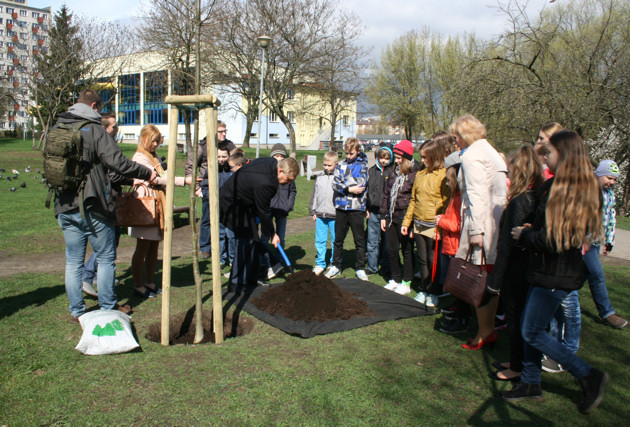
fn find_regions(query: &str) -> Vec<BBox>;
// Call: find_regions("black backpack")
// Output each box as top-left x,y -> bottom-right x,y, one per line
42,120 -> 91,212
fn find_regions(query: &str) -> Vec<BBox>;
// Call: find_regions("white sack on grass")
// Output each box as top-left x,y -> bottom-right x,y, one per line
75,310 -> 140,355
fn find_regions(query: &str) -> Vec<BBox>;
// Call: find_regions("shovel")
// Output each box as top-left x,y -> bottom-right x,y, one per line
276,243 -> 294,274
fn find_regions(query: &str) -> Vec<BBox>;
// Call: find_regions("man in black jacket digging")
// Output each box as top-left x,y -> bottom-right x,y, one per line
54,90 -> 156,321
219,156 -> 299,291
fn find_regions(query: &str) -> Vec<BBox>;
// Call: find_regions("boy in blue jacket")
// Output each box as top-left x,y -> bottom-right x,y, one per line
325,137 -> 369,280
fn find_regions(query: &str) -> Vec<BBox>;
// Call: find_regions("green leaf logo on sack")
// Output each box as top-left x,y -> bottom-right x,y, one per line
91,320 -> 125,337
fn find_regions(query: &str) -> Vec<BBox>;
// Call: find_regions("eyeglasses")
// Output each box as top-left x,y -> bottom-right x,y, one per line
217,130 -> 227,134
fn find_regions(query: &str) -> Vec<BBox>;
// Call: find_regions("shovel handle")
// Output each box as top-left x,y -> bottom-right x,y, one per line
276,243 -> 293,272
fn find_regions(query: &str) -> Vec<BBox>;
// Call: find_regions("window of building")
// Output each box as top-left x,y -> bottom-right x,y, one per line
250,132 -> 258,138
20,32 -> 26,39
20,10 -> 27,17
269,133 -> 279,139
6,19 -> 12,24
343,115 -> 349,126
270,111 -> 278,122
287,88 -> 295,100
6,8 -> 14,15
144,70 -> 168,124
118,73 -> 140,125
0,42 -> 3,47
20,55 -> 27,61
0,18 -> 3,24
287,111 -> 295,123
42,14 -> 47,20
32,12 -> 39,18
123,133 -> 135,140
96,77 -> 115,113
0,30 -> 3,36
0,54 -> 4,60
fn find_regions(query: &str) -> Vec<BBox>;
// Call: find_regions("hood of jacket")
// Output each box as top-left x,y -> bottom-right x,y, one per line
64,103 -> 102,123
376,144 -> 394,171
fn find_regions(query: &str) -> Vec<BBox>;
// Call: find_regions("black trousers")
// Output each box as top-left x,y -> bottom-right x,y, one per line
332,210 -> 366,270
385,219 -> 414,282
502,276 -> 530,372
230,236 -> 261,287
414,233 -> 441,294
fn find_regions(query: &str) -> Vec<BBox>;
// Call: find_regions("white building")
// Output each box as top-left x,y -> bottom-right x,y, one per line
92,50 -> 357,149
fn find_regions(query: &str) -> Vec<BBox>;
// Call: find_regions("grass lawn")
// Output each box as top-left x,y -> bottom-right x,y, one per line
1,138 -> 629,424
615,215 -> 630,231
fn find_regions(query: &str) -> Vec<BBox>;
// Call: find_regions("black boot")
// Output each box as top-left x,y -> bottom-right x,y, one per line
577,368 -> 609,414
500,382 -> 543,402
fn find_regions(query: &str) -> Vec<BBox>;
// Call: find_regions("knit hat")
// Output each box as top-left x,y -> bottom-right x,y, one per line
444,151 -> 461,169
393,140 -> 414,160
594,160 -> 619,178
270,143 -> 287,158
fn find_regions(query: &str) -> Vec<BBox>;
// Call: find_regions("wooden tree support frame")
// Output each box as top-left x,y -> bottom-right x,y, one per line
162,94 -> 223,346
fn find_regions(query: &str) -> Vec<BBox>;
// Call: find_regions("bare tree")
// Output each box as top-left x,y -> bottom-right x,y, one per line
136,0 -> 220,148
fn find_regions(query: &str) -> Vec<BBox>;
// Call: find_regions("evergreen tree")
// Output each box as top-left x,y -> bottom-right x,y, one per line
32,5 -> 85,147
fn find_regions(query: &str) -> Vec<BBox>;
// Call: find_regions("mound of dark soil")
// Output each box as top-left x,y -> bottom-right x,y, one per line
252,270 -> 375,322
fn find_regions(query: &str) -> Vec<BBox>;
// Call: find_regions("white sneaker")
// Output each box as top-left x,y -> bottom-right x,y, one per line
395,282 -> 411,295
313,266 -> 325,276
324,266 -> 340,278
82,281 -> 98,297
384,280 -> 399,290
425,294 -> 439,308
356,270 -> 369,281
414,292 -> 426,304
267,263 -> 283,279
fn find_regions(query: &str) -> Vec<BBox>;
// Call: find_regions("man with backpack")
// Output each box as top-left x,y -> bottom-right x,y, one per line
49,89 -> 156,321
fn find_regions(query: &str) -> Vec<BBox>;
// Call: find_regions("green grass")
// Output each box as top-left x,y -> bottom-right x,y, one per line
1,228 -> 629,424
1,137 -> 629,424
615,215 -> 630,231
0,138 -> 314,254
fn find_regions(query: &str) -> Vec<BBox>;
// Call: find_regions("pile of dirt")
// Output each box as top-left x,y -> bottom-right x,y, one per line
252,270 -> 375,322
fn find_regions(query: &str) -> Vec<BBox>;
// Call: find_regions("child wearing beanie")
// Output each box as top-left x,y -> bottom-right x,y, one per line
585,160 -> 627,328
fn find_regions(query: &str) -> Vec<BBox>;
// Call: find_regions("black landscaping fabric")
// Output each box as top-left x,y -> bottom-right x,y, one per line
223,278 -> 433,338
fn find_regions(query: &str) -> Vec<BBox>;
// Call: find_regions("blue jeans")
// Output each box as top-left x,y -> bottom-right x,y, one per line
366,212 -> 388,273
58,210 -> 118,316
315,217 -> 335,269
224,226 -> 235,265
584,243 -> 615,319
548,290 -> 581,354
261,214 -> 288,268
199,196 -> 211,252
521,286 -> 591,384
82,227 -> 121,283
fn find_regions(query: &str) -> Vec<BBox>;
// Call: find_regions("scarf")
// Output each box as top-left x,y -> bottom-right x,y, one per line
136,144 -> 166,233
388,164 -> 406,226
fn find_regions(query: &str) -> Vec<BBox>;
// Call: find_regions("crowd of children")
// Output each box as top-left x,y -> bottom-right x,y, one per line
190,116 -> 624,414
302,117 -> 624,415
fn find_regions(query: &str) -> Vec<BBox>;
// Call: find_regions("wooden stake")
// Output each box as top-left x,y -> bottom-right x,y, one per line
205,108 -> 224,344
161,107 -> 180,346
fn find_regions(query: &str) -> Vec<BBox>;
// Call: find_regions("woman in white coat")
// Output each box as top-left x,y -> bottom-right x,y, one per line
129,125 -> 193,298
449,114 -> 508,350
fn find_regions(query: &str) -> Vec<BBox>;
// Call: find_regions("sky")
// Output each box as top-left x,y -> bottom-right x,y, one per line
28,0 -> 555,60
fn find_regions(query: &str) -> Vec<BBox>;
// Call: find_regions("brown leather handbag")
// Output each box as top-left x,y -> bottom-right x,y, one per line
443,246 -> 488,307
115,183 -> 160,227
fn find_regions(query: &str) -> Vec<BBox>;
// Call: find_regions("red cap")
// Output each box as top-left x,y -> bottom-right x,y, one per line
393,140 -> 414,160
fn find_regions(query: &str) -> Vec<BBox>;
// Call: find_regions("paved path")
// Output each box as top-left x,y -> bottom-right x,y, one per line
1,216 -> 627,278
0,216 -> 314,279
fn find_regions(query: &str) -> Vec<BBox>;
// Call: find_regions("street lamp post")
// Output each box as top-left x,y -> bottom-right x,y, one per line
256,35 -> 271,159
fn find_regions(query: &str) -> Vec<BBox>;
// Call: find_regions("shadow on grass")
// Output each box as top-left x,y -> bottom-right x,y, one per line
0,283 -> 66,320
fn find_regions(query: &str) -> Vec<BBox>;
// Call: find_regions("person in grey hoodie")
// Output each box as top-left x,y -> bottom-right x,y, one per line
309,150 -> 339,275
53,90 -> 156,321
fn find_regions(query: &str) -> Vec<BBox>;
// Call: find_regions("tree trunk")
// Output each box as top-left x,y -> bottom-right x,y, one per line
329,112 -> 337,150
